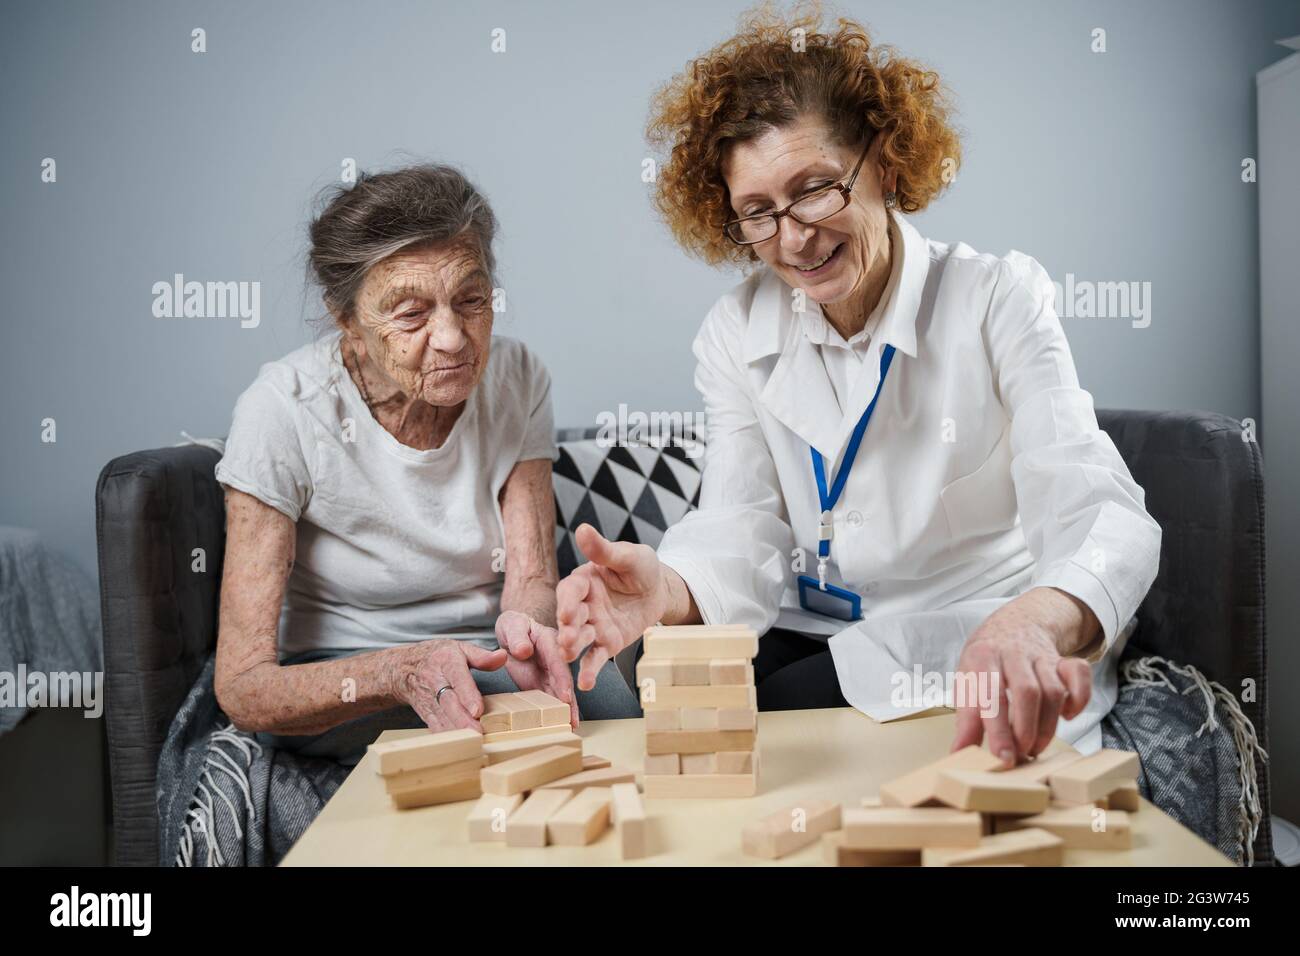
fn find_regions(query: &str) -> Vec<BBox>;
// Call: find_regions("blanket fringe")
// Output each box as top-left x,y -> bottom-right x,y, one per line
1120,655 -> 1268,866
174,723 -> 263,867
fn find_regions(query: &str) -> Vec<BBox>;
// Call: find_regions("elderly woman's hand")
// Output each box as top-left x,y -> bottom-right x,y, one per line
495,610 -> 579,727
391,638 -> 508,732
950,588 -> 1096,767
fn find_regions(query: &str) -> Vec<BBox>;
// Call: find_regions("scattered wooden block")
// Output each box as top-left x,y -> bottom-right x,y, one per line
922,827 -> 1065,867
538,766 -> 637,792
582,754 -> 612,771
672,661 -> 712,686
716,707 -> 757,731
646,729 -> 756,755
546,787 -> 613,846
879,745 -> 1003,807
641,626 -> 758,660
716,751 -> 754,774
505,788 -> 573,847
823,832 -> 920,867
1047,749 -> 1139,804
482,730 -> 581,765
390,776 -> 483,809
642,773 -> 757,798
841,807 -> 983,849
934,770 -> 1051,815
644,753 -> 681,775
515,690 -> 571,727
371,728 -> 483,776
991,749 -> 1083,784
611,783 -> 647,859
742,800 -> 841,859
680,708 -> 719,731
640,684 -> 757,710
480,745 -> 583,796
467,792 -> 524,842
1106,780 -> 1141,812
680,753 -> 718,774
644,708 -> 680,732
997,805 -> 1133,849
384,755 -> 486,795
710,659 -> 754,686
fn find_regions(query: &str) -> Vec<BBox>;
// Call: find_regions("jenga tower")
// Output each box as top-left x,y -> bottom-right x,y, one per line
637,624 -> 760,797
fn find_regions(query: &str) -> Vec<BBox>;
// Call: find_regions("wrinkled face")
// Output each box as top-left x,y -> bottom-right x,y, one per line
346,241 -> 493,407
721,115 -> 892,305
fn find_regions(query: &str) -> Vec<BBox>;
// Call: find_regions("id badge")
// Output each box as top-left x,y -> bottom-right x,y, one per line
797,574 -> 863,622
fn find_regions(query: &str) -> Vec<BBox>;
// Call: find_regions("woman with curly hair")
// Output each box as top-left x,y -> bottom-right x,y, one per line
556,6 -> 1161,764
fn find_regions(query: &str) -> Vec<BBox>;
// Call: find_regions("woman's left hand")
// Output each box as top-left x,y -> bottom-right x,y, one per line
949,589 -> 1095,767
495,610 -> 579,727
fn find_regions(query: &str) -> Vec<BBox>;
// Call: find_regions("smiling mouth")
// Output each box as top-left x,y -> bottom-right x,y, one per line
790,243 -> 843,273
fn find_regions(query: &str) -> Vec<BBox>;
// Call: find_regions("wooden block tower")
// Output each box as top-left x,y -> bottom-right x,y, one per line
637,624 -> 760,798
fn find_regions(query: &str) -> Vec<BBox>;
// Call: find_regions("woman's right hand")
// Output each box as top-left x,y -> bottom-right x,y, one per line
556,523 -> 673,691
392,638 -> 508,732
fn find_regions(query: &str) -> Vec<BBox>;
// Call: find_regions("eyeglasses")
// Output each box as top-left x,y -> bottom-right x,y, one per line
723,138 -> 874,245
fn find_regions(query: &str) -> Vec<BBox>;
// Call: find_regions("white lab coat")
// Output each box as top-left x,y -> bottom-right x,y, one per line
656,209 -> 1162,753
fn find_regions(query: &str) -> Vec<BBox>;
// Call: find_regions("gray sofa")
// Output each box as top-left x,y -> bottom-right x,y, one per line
95,409 -> 1273,865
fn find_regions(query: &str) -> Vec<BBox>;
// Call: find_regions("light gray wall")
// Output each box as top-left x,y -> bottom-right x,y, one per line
3,0 -> 1296,583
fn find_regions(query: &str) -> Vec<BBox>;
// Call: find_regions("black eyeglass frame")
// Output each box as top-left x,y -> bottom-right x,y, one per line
722,137 -> 876,245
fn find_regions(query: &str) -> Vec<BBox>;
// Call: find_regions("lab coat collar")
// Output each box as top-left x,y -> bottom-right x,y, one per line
745,209 -> 928,462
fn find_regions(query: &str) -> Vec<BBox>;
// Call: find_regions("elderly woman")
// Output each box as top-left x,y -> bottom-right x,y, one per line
213,165 -> 639,756
556,10 -> 1161,767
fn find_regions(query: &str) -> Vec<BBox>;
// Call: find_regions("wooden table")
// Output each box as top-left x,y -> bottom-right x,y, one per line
281,707 -> 1234,866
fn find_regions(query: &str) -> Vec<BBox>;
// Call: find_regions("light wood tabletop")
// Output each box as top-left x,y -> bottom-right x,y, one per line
281,706 -> 1234,866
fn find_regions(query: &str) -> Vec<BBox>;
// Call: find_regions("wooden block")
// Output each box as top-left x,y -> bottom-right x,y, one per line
482,730 -> 582,765
991,749 -> 1083,785
842,807 -> 983,849
640,684 -> 757,710
641,626 -> 758,660
1048,749 -> 1139,804
644,753 -> 680,775
710,659 -> 754,685
680,708 -> 719,731
934,770 -> 1051,815
582,754 -> 612,771
371,728 -> 483,776
680,752 -> 718,774
742,800 -> 841,859
635,659 -> 675,690
860,795 -> 883,808
515,690 -> 570,728
610,783 -> 647,859
644,708 -> 680,732
642,773 -> 757,798
482,724 -> 574,745
390,775 -> 483,809
466,792 -> 524,842
505,788 -> 573,847
480,745 -> 583,796
879,745 -> 1003,808
716,707 -> 757,731
384,755 -> 486,795
716,751 -> 754,774
479,695 -> 513,734
646,729 -> 756,755
672,661 -> 712,686
1106,780 -> 1141,812
537,765 -> 637,792
503,694 -> 543,731
823,832 -> 921,867
997,805 -> 1133,849
546,787 -> 613,846
922,827 -> 1065,867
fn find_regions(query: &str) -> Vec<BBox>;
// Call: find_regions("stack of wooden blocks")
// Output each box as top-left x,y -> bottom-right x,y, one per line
637,624 -> 760,798
822,746 -> 1141,866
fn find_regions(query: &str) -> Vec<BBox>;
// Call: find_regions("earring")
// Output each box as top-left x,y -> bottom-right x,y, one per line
884,191 -> 898,209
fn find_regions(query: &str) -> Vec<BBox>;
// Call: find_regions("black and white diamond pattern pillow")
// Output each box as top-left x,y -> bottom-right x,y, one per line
552,429 -> 705,578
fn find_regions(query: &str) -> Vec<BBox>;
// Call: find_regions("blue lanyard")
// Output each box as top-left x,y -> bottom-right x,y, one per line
810,344 -> 896,560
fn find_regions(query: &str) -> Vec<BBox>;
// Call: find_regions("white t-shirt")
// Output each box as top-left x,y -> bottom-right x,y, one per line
214,331 -> 558,658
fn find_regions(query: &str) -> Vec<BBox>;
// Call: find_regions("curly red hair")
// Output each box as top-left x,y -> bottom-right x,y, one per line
647,2 -> 962,266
